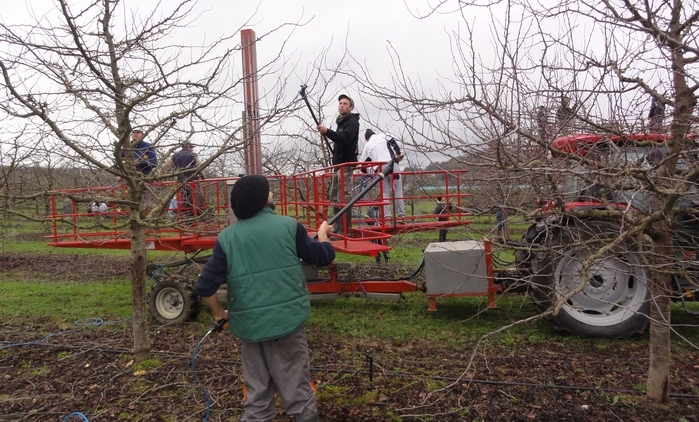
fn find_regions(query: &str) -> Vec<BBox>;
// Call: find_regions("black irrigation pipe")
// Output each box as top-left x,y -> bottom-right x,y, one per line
5,340 -> 699,400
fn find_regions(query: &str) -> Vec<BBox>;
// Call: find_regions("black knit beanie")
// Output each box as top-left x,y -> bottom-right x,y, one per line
230,175 -> 269,219
365,129 -> 375,140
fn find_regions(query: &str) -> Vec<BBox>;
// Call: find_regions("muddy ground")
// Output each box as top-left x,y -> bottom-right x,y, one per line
1,253 -> 699,421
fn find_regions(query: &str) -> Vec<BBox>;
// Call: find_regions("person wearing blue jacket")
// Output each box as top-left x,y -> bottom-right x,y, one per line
195,175 -> 335,422
128,129 -> 157,175
160,141 -> 206,218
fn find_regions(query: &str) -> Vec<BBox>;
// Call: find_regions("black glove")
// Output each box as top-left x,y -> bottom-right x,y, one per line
213,318 -> 229,332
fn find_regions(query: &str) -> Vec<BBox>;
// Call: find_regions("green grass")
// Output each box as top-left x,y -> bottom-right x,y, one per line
307,292 -> 554,346
0,278 -> 133,327
2,211 -> 698,350
1,263 -> 698,349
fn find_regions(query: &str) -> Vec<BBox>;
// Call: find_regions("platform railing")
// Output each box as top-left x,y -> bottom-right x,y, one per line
46,166 -> 472,251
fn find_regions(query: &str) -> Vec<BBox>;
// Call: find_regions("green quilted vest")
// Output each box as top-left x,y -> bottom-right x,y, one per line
218,207 -> 309,342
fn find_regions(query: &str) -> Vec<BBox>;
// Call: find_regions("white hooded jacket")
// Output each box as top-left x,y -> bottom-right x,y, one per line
359,131 -> 402,173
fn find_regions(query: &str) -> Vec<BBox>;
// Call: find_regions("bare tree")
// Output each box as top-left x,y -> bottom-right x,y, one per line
349,0 -> 698,403
0,0 -> 302,362
0,130 -> 39,219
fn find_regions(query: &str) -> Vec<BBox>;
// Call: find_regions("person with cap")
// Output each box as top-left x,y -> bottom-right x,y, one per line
161,141 -> 205,181
195,175 -> 335,422
317,94 -> 360,236
359,129 -> 406,224
128,128 -> 158,175
160,141 -> 206,218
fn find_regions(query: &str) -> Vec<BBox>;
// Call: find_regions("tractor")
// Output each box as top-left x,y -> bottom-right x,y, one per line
514,133 -> 699,338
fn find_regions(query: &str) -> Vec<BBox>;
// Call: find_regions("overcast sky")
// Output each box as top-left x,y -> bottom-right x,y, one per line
207,0 -> 479,139
3,0 -> 469,119
3,0 -> 481,166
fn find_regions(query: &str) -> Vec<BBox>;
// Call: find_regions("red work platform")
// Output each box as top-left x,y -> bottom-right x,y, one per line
305,262 -> 422,298
46,165 -> 472,257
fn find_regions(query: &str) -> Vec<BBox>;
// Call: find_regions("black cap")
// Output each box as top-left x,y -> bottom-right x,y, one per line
365,129 -> 375,140
230,175 -> 270,219
338,94 -> 354,108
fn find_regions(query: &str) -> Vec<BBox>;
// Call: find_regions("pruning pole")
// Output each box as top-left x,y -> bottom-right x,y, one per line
313,156 -> 400,238
299,84 -> 334,157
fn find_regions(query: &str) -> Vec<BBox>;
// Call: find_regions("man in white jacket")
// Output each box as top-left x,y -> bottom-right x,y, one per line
359,129 -> 406,224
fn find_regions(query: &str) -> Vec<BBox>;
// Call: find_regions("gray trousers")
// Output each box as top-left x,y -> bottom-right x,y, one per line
329,165 -> 354,205
240,328 -> 318,422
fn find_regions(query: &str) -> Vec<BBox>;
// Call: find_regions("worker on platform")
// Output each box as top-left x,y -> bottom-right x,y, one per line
160,141 -> 206,218
317,94 -> 360,236
125,128 -> 157,176
359,129 -> 406,225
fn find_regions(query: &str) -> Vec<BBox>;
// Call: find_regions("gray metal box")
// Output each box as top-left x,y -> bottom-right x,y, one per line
424,241 -> 490,295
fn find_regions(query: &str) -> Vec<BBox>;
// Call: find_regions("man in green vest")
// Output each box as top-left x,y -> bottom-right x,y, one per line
195,175 -> 335,422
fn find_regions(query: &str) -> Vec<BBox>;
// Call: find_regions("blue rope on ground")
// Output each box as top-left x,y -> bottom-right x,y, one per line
74,318 -> 104,327
0,329 -> 75,350
191,331 -> 214,422
62,412 -> 90,421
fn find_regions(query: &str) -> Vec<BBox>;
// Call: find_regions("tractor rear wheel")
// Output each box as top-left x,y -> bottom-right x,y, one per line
528,220 -> 650,338
148,275 -> 201,325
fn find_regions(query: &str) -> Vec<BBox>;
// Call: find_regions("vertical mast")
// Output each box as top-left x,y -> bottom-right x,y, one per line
241,29 -> 262,175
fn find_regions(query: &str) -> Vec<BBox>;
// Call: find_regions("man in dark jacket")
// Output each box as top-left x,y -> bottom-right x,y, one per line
161,141 -> 206,218
195,175 -> 335,422
317,94 -> 360,236
161,141 -> 205,182
115,128 -> 157,179
129,129 -> 158,175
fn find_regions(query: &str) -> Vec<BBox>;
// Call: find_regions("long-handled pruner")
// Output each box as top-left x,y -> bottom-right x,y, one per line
313,155 -> 400,239
299,84 -> 334,157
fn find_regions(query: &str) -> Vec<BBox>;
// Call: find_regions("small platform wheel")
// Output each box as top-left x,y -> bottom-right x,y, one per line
147,275 -> 201,324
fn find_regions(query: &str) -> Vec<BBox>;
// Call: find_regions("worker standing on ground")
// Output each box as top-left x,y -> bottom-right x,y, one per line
317,94 -> 360,236
495,205 -> 506,242
195,175 -> 335,422
359,129 -> 405,224
434,196 -> 452,242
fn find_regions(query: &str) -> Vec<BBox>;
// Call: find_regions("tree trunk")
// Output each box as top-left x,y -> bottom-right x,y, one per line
646,235 -> 673,403
130,217 -> 151,362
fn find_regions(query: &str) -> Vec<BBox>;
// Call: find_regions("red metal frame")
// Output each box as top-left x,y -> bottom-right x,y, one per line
45,165 -> 513,309
46,166 -> 472,259
306,262 -> 420,296
551,132 -> 670,156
